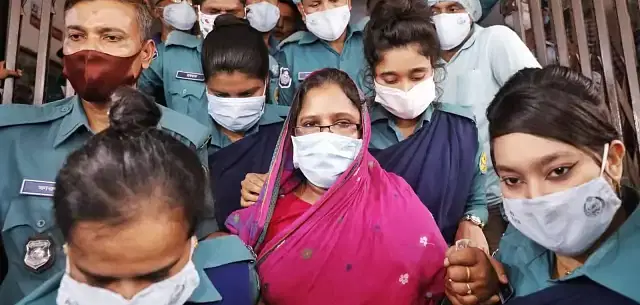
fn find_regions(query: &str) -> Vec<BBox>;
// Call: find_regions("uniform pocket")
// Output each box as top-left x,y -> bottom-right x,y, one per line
167,79 -> 206,115
3,196 -> 57,263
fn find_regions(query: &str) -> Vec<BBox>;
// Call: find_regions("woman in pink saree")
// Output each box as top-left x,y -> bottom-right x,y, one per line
226,68 -> 447,305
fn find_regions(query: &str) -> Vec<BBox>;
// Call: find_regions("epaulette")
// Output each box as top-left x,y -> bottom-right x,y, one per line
277,31 -> 307,49
159,106 -> 210,148
0,97 -> 74,128
436,102 -> 477,123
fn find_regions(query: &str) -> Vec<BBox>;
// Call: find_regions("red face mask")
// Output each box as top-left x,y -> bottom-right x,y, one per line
63,50 -> 141,103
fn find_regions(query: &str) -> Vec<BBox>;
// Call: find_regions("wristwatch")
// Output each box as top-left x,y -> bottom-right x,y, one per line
461,214 -> 485,229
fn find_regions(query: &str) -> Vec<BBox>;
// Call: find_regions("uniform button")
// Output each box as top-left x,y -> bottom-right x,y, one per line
36,220 -> 46,228
60,106 -> 70,112
182,89 -> 187,95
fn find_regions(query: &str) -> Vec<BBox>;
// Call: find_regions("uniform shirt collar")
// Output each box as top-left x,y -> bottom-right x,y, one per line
370,102 -> 435,127
298,24 -> 362,45
54,96 -> 92,148
439,24 -> 483,64
165,30 -> 202,52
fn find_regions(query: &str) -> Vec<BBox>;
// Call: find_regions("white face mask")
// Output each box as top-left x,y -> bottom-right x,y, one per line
198,11 -> 219,38
304,5 -> 351,42
206,87 -> 266,132
292,132 -> 362,189
247,1 -> 281,32
57,239 -> 200,305
163,1 -> 198,31
432,13 -> 472,51
503,144 -> 622,256
374,76 -> 436,120
504,5 -> 532,31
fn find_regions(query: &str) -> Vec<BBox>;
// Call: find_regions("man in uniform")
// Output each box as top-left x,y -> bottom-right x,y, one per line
275,0 -> 365,106
427,0 -> 540,252
0,1 -> 216,303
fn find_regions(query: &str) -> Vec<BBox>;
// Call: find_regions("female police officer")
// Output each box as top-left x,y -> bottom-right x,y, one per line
16,87 -> 259,305
0,1 -> 213,304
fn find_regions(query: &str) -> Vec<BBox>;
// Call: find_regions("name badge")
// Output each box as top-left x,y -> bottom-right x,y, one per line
175,71 -> 205,82
298,72 -> 313,81
20,179 -> 56,197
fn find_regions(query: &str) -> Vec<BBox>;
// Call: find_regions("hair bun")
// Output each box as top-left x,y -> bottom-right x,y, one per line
108,86 -> 161,133
214,14 -> 251,28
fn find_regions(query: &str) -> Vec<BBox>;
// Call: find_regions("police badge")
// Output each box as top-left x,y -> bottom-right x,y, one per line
24,234 -> 55,273
279,67 -> 292,89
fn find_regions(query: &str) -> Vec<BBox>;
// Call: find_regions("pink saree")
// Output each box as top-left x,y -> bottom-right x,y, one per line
226,101 -> 447,305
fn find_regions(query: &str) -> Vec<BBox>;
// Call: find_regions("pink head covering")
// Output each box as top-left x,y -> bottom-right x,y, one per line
227,69 -> 447,305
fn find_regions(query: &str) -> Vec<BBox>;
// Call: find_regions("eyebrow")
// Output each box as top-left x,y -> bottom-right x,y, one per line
66,25 -> 128,36
76,257 -> 181,281
495,151 -> 576,173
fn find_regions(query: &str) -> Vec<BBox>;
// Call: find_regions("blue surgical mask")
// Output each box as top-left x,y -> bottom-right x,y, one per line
163,1 -> 197,31
206,89 -> 266,132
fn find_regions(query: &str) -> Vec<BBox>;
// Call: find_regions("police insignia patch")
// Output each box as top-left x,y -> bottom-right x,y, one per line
479,152 -> 488,174
279,67 -> 292,88
274,87 -> 280,104
24,235 -> 55,273
153,49 -> 158,60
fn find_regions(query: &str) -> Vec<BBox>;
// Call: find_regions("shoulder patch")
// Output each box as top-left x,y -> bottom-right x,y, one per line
277,31 -> 306,49
436,103 -> 476,122
0,97 -> 74,128
152,49 -> 158,60
159,106 -> 210,148
278,67 -> 292,89
479,152 -> 488,174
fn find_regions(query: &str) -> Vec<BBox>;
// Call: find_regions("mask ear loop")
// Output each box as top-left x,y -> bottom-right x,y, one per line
599,143 -> 610,176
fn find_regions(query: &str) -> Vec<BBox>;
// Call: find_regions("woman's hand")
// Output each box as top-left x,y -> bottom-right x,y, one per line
455,221 -> 490,255
444,245 -> 508,305
240,173 -> 267,207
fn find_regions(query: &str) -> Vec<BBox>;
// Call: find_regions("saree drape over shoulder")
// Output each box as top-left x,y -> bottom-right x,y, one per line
226,103 -> 448,305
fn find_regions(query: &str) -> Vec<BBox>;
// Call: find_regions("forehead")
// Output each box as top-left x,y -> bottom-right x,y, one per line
432,1 -> 463,9
69,212 -> 188,276
377,45 -> 432,72
207,71 -> 263,91
65,0 -> 139,32
492,133 -> 584,166
278,1 -> 294,13
299,83 -> 359,118
202,0 -> 243,8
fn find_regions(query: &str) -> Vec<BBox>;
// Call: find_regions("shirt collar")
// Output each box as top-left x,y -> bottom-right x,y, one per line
165,30 -> 202,52
298,24 -> 362,45
54,96 -> 91,148
440,24 -> 483,64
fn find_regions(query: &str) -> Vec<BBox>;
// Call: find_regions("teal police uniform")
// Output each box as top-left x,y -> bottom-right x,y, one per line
0,96 -> 214,305
208,103 -> 290,154
275,24 -> 367,106
496,186 -> 640,302
138,30 -> 211,129
369,102 -> 489,223
16,235 -> 261,305
268,55 -> 281,105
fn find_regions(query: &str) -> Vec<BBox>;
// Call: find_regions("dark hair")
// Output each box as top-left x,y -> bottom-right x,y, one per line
64,0 -> 154,41
201,14 -> 269,81
365,0 -> 382,15
363,0 -> 442,91
278,0 -> 305,31
487,66 -> 620,161
290,68 -> 363,125
54,87 -> 206,240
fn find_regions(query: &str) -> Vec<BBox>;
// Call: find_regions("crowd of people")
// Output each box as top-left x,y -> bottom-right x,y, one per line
0,0 -> 638,304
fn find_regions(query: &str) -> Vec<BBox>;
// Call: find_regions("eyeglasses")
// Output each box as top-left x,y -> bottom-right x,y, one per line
294,122 -> 361,136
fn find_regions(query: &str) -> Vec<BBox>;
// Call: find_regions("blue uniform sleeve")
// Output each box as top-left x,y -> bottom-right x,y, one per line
464,145 -> 489,224
275,49 -> 294,106
488,26 -> 541,85
137,49 -> 165,101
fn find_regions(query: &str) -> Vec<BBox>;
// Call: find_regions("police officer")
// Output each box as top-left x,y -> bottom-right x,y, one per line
246,0 -> 281,54
0,1 -> 215,304
275,0 -> 365,106
138,0 -> 210,125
